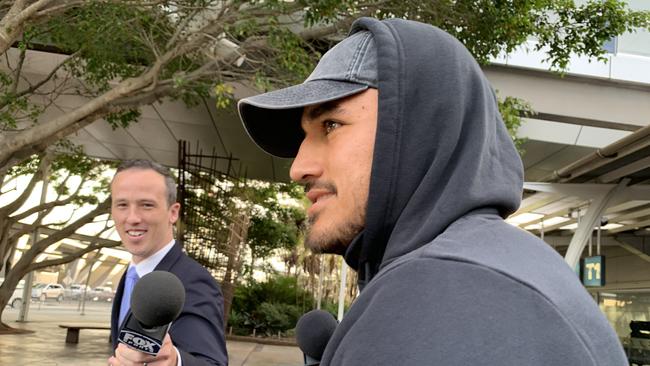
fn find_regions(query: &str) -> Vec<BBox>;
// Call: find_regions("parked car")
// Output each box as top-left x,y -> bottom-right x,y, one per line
7,280 -> 25,308
31,283 -> 65,302
90,286 -> 114,302
65,284 -> 90,300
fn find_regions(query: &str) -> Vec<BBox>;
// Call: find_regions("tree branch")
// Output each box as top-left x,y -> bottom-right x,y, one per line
10,46 -> 26,94
6,222 -> 45,248
0,0 -> 56,55
298,7 -> 383,41
7,216 -> 117,285
9,190 -> 80,223
0,222 -> 17,269
111,84 -> 175,107
27,224 -> 119,272
0,51 -> 80,111
0,105 -> 121,177
24,198 -> 111,257
0,38 -> 191,171
26,240 -> 118,272
166,8 -> 203,50
0,153 -> 50,216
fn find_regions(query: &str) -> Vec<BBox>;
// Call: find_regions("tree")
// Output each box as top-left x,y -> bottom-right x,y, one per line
220,180 -> 305,321
1,0 -> 648,176
177,160 -> 305,323
0,150 -> 119,330
246,181 -> 305,263
0,0 -> 647,330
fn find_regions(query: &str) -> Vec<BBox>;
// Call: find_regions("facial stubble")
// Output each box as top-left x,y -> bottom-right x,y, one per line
303,198 -> 366,256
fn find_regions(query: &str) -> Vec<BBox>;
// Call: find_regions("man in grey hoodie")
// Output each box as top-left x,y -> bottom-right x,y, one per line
238,17 -> 627,366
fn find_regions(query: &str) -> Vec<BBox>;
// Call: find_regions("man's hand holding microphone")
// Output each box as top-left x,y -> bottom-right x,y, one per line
109,271 -> 185,366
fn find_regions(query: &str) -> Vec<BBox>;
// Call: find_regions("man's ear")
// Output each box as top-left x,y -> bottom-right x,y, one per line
169,202 -> 181,224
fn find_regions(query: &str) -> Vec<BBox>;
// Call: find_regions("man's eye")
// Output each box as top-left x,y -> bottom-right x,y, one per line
324,120 -> 341,135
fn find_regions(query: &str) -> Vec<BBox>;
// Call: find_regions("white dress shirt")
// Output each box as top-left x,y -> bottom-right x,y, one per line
125,239 -> 183,366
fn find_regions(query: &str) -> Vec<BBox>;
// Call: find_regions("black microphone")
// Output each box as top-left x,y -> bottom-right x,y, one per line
118,271 -> 185,355
296,309 -> 338,366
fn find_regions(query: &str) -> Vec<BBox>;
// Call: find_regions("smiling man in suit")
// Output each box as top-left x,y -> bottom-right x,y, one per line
108,159 -> 227,366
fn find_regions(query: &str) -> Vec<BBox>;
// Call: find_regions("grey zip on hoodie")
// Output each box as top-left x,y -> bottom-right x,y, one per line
322,17 -> 627,366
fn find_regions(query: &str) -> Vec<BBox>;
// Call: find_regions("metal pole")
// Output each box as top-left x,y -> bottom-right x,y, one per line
18,163 -> 50,322
588,226 -> 593,257
597,222 -> 602,256
337,258 -> 348,322
540,218 -> 544,241
80,250 -> 100,315
316,257 -> 324,310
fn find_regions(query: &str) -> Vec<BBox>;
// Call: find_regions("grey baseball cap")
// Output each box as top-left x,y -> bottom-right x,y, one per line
238,31 -> 377,158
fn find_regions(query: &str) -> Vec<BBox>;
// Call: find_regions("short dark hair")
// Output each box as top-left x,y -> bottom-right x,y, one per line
112,159 -> 177,206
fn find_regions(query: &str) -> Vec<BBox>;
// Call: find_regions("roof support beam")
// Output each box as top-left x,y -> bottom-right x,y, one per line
522,181 -> 649,267
564,179 -> 630,269
598,155 -> 650,183
614,238 -> 650,264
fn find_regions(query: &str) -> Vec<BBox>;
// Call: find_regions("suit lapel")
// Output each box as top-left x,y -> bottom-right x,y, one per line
154,240 -> 183,272
111,269 -> 127,348
112,241 -> 183,349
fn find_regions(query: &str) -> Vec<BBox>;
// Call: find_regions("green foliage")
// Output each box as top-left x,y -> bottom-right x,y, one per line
229,275 -> 315,336
300,0 -> 358,27
536,0 -> 650,69
244,182 -> 305,260
5,154 -> 41,178
256,302 -> 301,333
180,173 -> 305,276
105,108 -> 141,130
41,3 -> 163,90
497,94 -> 535,154
268,26 -> 320,83
248,208 -> 303,257
0,30 -> 42,131
1,0 -> 646,167
375,0 -> 649,69
0,70 -> 43,130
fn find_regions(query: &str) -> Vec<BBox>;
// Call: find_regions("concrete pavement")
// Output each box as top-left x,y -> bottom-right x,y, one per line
0,301 -> 302,365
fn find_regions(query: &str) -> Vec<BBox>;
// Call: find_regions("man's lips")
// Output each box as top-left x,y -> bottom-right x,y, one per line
125,229 -> 147,238
306,189 -> 335,204
306,189 -> 335,217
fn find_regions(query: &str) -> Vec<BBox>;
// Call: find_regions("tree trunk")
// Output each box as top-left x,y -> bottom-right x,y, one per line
222,212 -> 250,325
0,256 -> 30,331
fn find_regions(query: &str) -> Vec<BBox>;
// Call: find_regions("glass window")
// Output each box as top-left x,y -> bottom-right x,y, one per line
602,290 -> 650,364
598,291 -> 650,338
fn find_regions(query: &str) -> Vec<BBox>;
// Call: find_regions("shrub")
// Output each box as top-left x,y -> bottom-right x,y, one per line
230,275 -> 316,336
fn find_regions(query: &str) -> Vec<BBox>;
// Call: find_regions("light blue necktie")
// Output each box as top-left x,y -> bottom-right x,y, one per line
118,266 -> 140,326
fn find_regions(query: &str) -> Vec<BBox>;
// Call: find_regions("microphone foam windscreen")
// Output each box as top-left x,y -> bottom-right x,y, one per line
296,309 -> 338,360
131,271 -> 185,328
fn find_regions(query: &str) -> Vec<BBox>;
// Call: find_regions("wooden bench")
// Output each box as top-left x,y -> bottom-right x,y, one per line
59,323 -> 111,344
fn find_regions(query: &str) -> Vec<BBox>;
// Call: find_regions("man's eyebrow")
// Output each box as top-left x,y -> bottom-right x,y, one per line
305,100 -> 345,121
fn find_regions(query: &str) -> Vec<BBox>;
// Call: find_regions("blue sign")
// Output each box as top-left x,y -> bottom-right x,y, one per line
582,256 -> 605,287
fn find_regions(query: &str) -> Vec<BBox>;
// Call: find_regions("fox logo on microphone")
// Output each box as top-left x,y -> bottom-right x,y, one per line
119,330 -> 161,355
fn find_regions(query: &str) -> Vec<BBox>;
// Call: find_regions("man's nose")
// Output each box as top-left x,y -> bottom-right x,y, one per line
125,208 -> 142,224
290,137 -> 324,183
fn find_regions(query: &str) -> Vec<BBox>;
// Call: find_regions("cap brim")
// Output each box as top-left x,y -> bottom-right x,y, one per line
238,80 -> 369,158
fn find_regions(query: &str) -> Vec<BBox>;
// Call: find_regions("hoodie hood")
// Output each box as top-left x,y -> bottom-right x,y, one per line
344,18 -> 523,287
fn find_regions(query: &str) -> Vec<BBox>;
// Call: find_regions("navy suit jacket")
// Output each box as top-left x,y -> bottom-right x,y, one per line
111,242 -> 228,366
